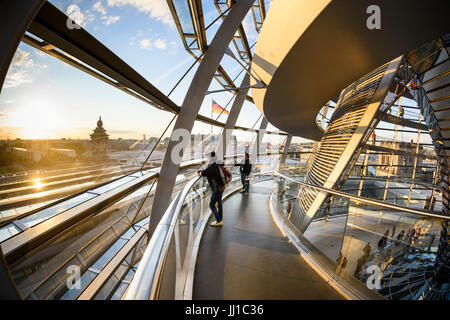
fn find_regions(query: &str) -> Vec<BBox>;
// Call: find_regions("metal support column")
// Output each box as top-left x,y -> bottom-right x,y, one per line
280,134 -> 292,165
383,96 -> 402,202
149,0 -> 254,236
216,73 -> 251,160
407,113 -> 422,205
357,150 -> 370,197
250,116 -> 268,164
0,0 -> 45,299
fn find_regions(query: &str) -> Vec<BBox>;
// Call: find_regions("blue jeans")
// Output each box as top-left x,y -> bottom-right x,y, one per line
209,190 -> 223,222
241,172 -> 249,192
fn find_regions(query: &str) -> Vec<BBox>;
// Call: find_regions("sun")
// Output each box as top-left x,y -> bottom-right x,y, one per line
11,101 -> 66,139
33,179 -> 43,190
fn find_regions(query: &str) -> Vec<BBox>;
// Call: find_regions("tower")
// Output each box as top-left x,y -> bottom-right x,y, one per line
90,116 -> 109,158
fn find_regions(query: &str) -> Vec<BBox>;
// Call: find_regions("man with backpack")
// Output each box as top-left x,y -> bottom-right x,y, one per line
198,151 -> 230,227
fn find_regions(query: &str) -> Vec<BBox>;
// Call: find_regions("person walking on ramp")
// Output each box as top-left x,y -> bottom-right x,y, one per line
198,151 -> 225,227
234,152 -> 251,195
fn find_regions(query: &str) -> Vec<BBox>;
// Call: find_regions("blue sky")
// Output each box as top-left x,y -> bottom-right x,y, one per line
0,0 -> 280,142
1,0 -> 422,146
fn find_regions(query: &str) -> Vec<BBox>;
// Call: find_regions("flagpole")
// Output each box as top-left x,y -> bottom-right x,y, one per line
211,98 -> 213,137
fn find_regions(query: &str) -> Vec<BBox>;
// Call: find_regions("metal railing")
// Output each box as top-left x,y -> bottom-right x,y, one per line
276,172 -> 449,221
125,168 -> 274,300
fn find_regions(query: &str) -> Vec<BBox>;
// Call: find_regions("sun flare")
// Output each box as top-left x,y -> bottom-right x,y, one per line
11,101 -> 65,139
33,179 -> 43,190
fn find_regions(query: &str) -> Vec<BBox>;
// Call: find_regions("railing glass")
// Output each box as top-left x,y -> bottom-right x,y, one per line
126,158 -> 277,300
5,161 -> 204,300
273,172 -> 449,300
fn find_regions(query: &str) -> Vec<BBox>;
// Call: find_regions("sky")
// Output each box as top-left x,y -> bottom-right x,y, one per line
0,0 -> 283,143
0,0 -> 425,146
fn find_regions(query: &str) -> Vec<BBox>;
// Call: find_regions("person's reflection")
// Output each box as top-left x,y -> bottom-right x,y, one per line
354,242 -> 372,278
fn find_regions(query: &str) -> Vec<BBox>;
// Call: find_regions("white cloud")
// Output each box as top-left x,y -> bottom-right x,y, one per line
101,15 -> 120,26
137,38 -> 170,51
34,49 -> 46,57
93,1 -> 107,15
139,39 -> 152,50
4,49 -> 47,89
154,38 -> 167,49
107,0 -> 174,26
4,69 -> 33,89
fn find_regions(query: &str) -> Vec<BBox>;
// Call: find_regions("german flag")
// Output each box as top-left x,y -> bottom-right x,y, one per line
212,100 -> 229,114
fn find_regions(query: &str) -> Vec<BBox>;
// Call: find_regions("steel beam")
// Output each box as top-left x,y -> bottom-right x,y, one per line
0,0 -> 45,299
149,0 -> 254,236
0,0 -> 45,93
28,2 -> 178,113
297,56 -> 403,233
380,112 -> 429,131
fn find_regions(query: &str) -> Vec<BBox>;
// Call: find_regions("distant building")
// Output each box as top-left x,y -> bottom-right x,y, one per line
90,116 -> 109,158
377,141 -> 423,176
11,140 -> 50,162
50,148 -> 76,158
11,139 -> 76,162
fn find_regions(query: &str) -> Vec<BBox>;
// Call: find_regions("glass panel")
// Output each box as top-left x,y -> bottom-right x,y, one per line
94,258 -> 130,300
272,170 -> 447,300
173,0 -> 195,34
0,208 -> 18,219
0,36 -> 181,232
0,223 -> 20,242
89,176 -> 137,194
91,238 -> 127,271
9,176 -> 155,299
59,270 -> 97,300
110,281 -> 128,300
338,200 -> 442,300
20,192 -> 97,228
120,226 -> 137,240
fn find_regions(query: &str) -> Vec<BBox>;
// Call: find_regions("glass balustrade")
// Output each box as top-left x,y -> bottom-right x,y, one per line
273,171 -> 449,300
127,155 -> 278,300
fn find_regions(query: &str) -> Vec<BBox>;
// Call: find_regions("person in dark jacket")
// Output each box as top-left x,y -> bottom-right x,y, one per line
198,151 -> 224,227
234,152 -> 251,194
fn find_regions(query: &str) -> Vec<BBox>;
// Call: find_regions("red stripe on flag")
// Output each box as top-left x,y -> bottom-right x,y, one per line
212,101 -> 229,114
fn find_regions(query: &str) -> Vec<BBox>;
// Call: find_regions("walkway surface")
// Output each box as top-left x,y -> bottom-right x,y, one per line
193,180 -> 344,300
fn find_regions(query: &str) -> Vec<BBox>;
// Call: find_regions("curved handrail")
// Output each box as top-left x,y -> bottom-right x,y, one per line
125,169 -> 275,300
275,171 -> 450,220
125,174 -> 201,300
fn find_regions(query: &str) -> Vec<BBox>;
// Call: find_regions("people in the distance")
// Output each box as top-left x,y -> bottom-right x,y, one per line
198,151 -> 225,227
234,152 -> 251,195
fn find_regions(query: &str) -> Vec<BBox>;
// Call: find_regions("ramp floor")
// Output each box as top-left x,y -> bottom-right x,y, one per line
193,180 -> 344,300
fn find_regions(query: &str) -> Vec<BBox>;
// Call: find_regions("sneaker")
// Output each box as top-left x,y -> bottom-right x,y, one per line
209,221 -> 219,226
244,192 -> 249,195
213,221 -> 223,227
